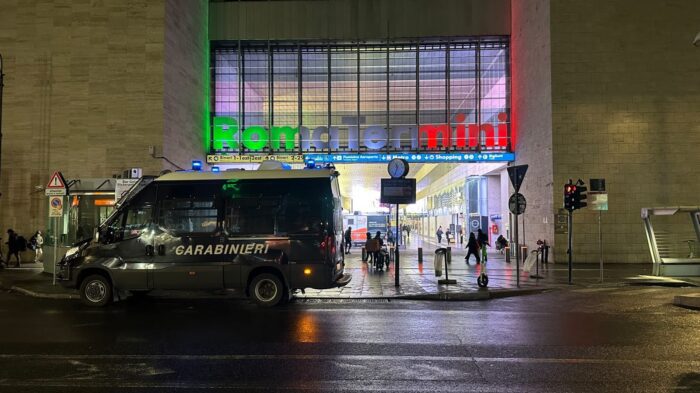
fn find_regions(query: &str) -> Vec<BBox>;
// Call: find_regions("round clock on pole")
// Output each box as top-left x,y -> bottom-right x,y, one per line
387,158 -> 409,178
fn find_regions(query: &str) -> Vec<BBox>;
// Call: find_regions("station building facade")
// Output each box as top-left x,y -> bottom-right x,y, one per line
0,0 -> 698,264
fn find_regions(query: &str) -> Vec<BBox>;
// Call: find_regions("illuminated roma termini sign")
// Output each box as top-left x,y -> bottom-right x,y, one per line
211,112 -> 510,153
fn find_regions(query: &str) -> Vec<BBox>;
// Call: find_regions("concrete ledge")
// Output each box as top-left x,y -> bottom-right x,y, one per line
626,275 -> 698,287
10,286 -> 79,300
399,288 -> 549,301
673,294 -> 700,310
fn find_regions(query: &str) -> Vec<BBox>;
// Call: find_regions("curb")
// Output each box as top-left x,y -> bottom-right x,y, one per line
673,295 -> 700,310
9,286 -> 79,300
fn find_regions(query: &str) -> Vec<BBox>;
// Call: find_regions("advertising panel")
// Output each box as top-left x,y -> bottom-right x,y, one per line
343,215 -> 368,244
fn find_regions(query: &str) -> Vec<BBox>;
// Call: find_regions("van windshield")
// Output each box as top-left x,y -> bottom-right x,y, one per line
101,176 -> 155,228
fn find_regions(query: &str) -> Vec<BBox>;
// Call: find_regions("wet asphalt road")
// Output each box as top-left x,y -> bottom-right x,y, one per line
0,286 -> 698,392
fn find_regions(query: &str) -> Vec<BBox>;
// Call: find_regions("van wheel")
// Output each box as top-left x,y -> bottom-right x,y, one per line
249,274 -> 284,307
80,274 -> 112,307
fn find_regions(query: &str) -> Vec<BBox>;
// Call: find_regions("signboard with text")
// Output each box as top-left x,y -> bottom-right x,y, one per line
305,152 -> 515,164
211,115 -> 513,156
380,178 -> 416,205
49,196 -> 63,218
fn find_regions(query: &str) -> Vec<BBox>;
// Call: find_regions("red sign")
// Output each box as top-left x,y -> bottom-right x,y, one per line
46,171 -> 67,189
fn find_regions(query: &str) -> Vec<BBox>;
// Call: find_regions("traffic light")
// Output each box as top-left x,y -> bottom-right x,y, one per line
574,183 -> 587,210
564,183 -> 577,211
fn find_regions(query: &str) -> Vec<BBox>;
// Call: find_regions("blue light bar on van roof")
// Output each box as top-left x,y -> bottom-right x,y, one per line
211,166 -> 220,173
192,160 -> 203,171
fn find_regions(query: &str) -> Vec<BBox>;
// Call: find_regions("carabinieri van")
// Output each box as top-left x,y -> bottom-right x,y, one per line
56,167 -> 350,307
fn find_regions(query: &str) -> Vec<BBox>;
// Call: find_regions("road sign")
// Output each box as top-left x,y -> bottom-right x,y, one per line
590,178 -> 606,192
507,165 -> 528,192
508,193 -> 527,215
49,196 -> 63,217
45,171 -> 67,196
590,192 -> 608,211
115,179 -> 139,202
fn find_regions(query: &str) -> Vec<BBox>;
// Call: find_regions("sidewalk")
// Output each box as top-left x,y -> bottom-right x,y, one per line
1,235 -> 697,301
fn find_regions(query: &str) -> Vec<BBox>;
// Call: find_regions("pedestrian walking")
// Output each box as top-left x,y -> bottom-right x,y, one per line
31,230 -> 44,263
344,226 -> 352,254
406,225 -> 411,240
459,227 -> 464,246
436,226 -> 443,244
464,232 -> 481,264
373,231 -> 384,266
387,227 -> 394,247
477,228 -> 490,262
445,228 -> 451,244
402,226 -> 408,244
364,232 -> 374,263
6,229 -> 22,267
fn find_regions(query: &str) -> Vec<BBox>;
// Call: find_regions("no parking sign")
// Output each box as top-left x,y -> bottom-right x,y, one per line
49,196 -> 63,217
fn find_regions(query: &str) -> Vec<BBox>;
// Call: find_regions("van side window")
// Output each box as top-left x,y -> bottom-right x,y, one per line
222,179 -> 330,236
225,196 -> 281,235
158,184 -> 221,235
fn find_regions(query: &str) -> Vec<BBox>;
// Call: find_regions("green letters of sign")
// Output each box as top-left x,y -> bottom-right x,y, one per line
212,117 -> 239,150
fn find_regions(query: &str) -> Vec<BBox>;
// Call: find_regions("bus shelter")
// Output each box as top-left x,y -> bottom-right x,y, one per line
43,178 -> 116,274
642,206 -> 700,277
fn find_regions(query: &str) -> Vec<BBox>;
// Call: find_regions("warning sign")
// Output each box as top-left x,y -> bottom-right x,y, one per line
49,196 -> 63,217
45,171 -> 67,196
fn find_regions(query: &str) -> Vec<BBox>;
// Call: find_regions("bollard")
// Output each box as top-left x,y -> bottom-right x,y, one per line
418,247 -> 423,264
521,246 -> 528,265
446,247 -> 451,264
505,246 -> 511,263
361,247 -> 367,262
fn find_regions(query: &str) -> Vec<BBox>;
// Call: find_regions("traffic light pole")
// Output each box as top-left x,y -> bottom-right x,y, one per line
395,203 -> 400,287
568,209 -> 573,284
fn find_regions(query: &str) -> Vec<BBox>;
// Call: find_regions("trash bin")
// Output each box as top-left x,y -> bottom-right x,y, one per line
434,248 -> 447,277
505,246 -> 511,263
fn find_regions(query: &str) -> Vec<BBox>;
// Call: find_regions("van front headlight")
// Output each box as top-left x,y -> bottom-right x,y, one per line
63,246 -> 80,261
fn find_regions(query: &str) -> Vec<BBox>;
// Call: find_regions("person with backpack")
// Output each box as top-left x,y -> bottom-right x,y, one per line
6,229 -> 22,267
344,226 -> 352,254
33,230 -> 44,263
464,232 -> 481,265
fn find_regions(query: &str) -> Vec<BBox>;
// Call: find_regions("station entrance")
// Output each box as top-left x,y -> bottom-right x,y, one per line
207,38 -> 514,251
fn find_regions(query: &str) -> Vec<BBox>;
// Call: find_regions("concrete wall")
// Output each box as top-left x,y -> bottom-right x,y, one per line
0,0 -> 166,236
0,0 -> 209,237
163,0 -> 209,169
210,0 -> 510,41
510,0 -> 555,257
550,0 -> 700,263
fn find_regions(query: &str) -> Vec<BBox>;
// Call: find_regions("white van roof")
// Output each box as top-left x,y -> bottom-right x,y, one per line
155,169 -> 337,182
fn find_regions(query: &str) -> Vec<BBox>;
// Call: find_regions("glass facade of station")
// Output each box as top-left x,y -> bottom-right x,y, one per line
210,38 -> 510,155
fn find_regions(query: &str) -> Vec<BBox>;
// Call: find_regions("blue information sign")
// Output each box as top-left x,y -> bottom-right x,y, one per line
304,152 -> 515,164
